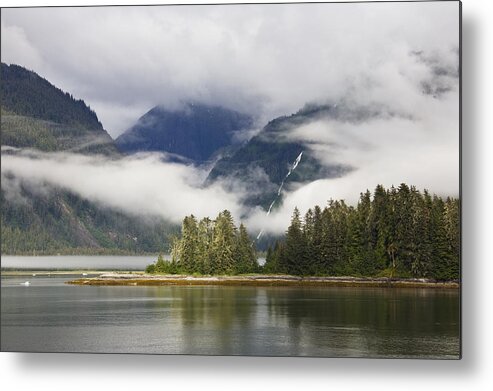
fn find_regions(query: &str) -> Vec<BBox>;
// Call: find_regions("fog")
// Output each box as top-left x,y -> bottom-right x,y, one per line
0,2 -> 459,235
1,149 -> 246,223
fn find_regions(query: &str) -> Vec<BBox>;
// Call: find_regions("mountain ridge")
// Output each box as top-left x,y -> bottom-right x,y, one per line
1,62 -> 118,155
115,102 -> 253,163
207,103 -> 354,208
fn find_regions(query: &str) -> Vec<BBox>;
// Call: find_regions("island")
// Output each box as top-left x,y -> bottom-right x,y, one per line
67,273 -> 459,288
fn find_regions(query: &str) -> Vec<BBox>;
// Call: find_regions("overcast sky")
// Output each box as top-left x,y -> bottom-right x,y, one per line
1,2 -> 460,234
1,2 -> 459,137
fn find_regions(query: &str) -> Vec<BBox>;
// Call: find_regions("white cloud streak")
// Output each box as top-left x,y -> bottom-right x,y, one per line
1,151 -> 245,223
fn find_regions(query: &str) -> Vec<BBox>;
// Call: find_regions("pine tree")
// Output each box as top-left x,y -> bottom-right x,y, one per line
429,196 -> 454,280
179,215 -> 199,273
409,189 -> 433,277
211,210 -> 237,274
319,205 -> 334,274
235,223 -> 258,274
284,207 -> 308,275
393,183 -> 415,273
303,208 -> 316,275
330,200 -> 350,275
347,203 -> 366,275
197,217 -> 213,274
264,245 -> 274,273
444,197 -> 460,280
311,205 -> 324,274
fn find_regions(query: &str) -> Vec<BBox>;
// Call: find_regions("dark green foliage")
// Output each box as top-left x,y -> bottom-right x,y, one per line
207,104 -> 352,208
1,63 -> 118,155
145,263 -> 156,274
1,186 -> 178,255
268,184 -> 460,280
147,210 -> 258,275
235,223 -> 259,274
1,63 -> 102,129
263,241 -> 285,274
283,207 -> 309,275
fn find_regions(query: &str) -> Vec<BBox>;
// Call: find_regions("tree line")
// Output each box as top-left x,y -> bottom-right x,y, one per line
2,63 -> 103,130
265,184 -> 460,280
146,183 -> 460,280
146,210 -> 258,275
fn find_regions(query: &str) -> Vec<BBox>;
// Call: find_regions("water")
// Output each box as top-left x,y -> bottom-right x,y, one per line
1,255 -> 266,269
1,255 -> 159,270
0,274 -> 460,358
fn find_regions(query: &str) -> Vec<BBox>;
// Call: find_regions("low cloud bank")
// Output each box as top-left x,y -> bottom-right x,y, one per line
1,150 -> 245,224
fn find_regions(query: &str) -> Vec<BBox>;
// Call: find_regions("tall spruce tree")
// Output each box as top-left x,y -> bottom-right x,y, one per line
284,207 -> 308,275
235,223 -> 258,273
311,205 -> 324,274
197,217 -> 213,274
179,215 -> 199,273
211,210 -> 237,274
303,208 -> 316,275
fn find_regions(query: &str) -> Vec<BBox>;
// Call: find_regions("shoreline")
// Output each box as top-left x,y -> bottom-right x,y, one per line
66,273 -> 459,289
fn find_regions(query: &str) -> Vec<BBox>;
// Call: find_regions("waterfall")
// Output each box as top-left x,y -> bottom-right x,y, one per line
256,151 -> 303,241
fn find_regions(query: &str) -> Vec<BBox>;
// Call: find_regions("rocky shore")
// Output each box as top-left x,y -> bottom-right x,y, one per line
66,273 -> 459,288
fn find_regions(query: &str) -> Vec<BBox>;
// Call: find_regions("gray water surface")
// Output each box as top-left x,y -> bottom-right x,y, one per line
1,255 -> 158,270
0,275 -> 460,358
1,255 -> 266,269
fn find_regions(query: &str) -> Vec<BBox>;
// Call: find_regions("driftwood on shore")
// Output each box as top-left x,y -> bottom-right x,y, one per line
66,273 -> 459,289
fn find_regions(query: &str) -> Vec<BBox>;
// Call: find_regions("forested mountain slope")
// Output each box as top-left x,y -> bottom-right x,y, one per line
1,63 -> 118,155
207,104 -> 355,208
1,63 -> 177,255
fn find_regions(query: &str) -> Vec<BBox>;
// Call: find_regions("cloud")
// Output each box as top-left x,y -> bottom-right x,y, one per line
0,2 -> 459,237
0,150 -> 246,224
1,2 -> 459,137
244,78 -> 459,235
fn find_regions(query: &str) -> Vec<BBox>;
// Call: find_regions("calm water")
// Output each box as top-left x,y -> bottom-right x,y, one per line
1,255 -> 158,270
0,274 -> 460,358
1,255 -> 266,269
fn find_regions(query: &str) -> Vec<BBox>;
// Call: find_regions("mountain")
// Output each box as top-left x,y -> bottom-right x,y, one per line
1,185 -> 177,255
207,104 -> 355,208
115,103 -> 253,163
1,63 -> 177,255
1,63 -> 118,155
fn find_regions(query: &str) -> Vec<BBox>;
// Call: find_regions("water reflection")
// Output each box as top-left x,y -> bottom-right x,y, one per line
1,277 -> 460,357
146,286 -> 459,357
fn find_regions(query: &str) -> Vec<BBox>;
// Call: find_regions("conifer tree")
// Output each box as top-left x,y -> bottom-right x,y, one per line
284,207 -> 308,275
303,208 -> 316,275
197,217 -> 213,274
179,215 -> 199,273
235,223 -> 258,273
145,184 -> 459,280
211,210 -> 237,274
429,196 -> 454,280
311,205 -> 324,274
264,245 -> 274,273
444,197 -> 460,280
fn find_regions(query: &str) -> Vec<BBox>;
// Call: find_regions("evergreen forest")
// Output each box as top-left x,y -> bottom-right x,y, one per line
146,210 -> 259,275
147,183 -> 460,281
